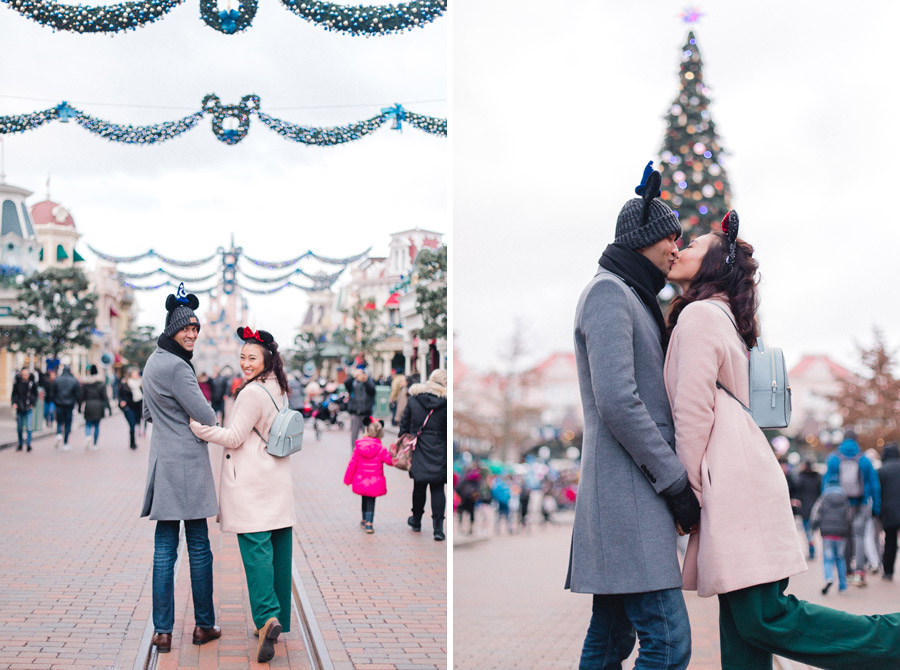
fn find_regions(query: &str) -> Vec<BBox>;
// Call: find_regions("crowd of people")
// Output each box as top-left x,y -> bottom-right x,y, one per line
452,461 -> 579,536
787,434 -> 900,593
8,283 -> 447,664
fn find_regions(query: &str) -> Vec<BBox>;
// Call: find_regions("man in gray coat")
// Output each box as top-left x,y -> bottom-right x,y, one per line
141,286 -> 222,653
567,164 -> 701,669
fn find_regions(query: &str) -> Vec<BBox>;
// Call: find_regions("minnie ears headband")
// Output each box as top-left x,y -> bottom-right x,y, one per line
165,282 -> 199,312
236,326 -> 275,346
721,210 -> 739,269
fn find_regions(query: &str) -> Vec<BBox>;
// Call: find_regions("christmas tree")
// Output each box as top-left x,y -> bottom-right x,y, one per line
658,30 -> 732,243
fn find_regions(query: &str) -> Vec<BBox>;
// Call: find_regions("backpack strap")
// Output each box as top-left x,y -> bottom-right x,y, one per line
251,382 -> 286,442
715,380 -> 752,416
708,302 -> 753,416
709,302 -> 748,351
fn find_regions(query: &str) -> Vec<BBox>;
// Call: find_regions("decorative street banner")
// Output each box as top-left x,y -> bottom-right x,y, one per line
0,96 -> 446,145
90,242 -> 369,294
0,0 -> 446,35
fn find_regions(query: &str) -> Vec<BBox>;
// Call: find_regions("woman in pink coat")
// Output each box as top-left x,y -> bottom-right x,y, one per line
190,327 -> 296,665
344,417 -> 393,534
664,211 -> 900,669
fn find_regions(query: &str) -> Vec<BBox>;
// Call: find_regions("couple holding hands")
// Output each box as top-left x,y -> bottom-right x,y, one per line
139,285 -> 294,664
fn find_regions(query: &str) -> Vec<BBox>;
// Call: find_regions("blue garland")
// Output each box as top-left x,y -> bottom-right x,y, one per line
309,247 -> 371,264
236,279 -> 335,294
124,278 -> 335,293
0,97 -> 446,145
237,266 -> 345,283
0,0 -> 445,35
74,108 -> 204,145
95,242 -> 367,294
117,267 -> 219,282
88,245 -> 219,266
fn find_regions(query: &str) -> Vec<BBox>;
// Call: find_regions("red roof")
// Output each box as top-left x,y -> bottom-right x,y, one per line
530,352 -> 577,375
30,200 -> 75,228
788,354 -> 854,380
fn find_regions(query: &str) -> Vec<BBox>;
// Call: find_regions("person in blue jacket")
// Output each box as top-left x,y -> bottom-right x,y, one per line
822,430 -> 881,586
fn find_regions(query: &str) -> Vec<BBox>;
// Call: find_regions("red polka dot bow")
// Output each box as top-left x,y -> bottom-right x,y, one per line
242,326 -> 264,343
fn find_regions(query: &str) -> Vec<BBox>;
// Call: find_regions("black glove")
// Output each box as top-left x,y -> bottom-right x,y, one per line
664,480 -> 701,534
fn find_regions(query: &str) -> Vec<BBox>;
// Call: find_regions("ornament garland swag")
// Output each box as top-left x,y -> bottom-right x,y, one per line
90,242 -> 370,295
0,0 -> 446,36
0,97 -> 446,145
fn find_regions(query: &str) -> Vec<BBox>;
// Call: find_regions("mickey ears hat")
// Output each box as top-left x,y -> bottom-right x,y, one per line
165,282 -> 200,312
614,161 -> 682,249
236,326 -> 275,346
163,282 -> 201,337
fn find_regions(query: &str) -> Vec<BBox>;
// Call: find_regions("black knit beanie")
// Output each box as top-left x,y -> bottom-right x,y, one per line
163,284 -> 201,338
614,161 -> 682,249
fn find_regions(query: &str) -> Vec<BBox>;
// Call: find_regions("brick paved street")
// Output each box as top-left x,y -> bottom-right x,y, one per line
453,514 -> 900,670
0,415 -> 152,670
289,424 -> 447,670
0,409 -> 447,670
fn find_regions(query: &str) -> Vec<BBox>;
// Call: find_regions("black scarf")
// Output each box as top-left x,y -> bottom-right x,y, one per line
598,243 -> 669,349
157,334 -> 195,371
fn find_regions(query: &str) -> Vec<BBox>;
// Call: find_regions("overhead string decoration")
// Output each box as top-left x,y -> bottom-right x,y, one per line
0,97 -> 446,145
91,242 -> 369,293
0,0 -> 446,35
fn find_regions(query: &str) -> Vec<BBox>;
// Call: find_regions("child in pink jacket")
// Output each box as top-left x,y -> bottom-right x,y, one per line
344,417 -> 393,533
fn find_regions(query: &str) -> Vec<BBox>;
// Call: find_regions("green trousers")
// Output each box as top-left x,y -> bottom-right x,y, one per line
718,578 -> 900,670
237,527 -> 292,633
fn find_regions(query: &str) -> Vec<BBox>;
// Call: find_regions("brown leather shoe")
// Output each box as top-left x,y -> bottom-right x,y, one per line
192,625 -> 222,645
152,633 -> 172,653
256,617 -> 282,663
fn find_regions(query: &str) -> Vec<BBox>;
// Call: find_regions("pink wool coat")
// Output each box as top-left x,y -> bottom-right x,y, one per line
664,297 -> 807,597
189,378 -> 297,534
344,437 -> 393,497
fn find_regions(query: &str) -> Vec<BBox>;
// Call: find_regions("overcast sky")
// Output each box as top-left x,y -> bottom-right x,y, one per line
454,0 -> 900,375
0,2 -> 447,349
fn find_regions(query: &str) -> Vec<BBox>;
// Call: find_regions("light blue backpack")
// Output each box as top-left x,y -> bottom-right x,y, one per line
712,304 -> 792,430
251,383 -> 305,457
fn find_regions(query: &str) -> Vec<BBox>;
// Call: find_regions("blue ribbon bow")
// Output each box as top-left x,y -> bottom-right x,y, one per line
381,103 -> 407,131
56,102 -> 75,123
218,8 -> 241,34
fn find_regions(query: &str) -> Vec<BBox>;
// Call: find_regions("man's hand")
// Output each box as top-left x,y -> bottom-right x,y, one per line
664,480 -> 701,535
11,404 -> 17,412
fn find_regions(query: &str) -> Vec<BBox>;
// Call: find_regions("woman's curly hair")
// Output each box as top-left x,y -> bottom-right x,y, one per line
666,232 -> 760,349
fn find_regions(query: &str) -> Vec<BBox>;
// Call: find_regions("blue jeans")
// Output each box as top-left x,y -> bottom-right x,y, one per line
802,519 -> 815,557
152,519 -> 216,634
123,406 -> 138,431
55,404 -> 74,443
85,420 -> 100,445
579,588 -> 691,670
823,538 -> 848,591
16,409 -> 33,447
43,400 -> 55,425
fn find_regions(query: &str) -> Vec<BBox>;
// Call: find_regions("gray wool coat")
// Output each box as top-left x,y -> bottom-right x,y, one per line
565,269 -> 689,594
140,347 -> 218,521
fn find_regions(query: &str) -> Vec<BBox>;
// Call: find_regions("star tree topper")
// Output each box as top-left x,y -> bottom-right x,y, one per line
679,7 -> 704,23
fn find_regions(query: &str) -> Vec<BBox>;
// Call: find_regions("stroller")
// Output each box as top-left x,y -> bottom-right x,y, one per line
310,392 -> 345,439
